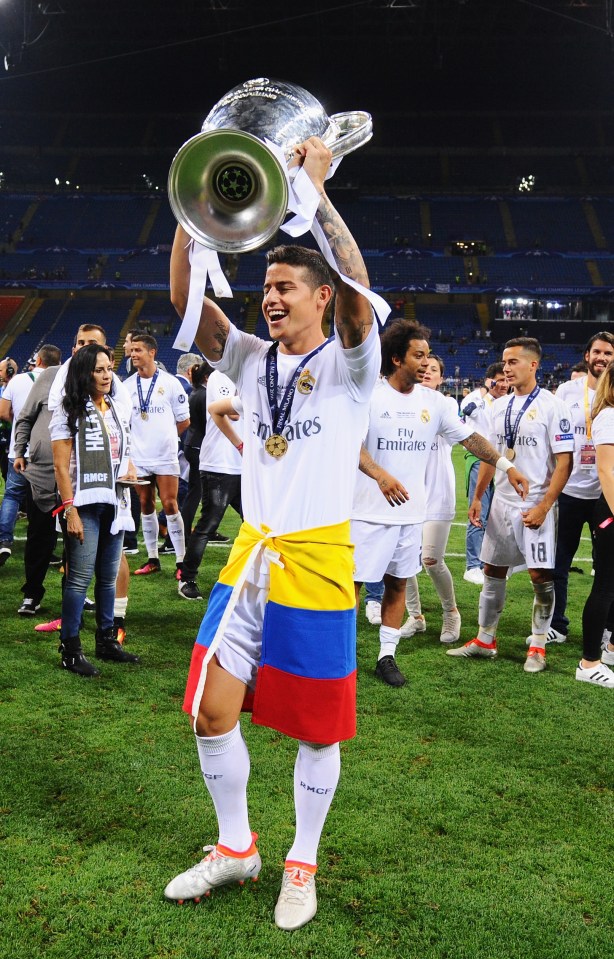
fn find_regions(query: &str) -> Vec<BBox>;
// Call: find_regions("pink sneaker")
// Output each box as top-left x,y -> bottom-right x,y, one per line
35,618 -> 62,633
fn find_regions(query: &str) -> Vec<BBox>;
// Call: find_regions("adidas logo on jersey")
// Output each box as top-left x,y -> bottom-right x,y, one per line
380,411 -> 392,418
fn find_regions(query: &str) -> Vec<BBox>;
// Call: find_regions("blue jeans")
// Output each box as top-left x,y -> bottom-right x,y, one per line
0,459 -> 27,543
60,504 -> 124,639
465,459 -> 494,570
365,580 -> 384,603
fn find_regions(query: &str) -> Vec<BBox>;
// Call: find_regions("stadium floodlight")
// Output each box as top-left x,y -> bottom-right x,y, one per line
518,174 -> 536,193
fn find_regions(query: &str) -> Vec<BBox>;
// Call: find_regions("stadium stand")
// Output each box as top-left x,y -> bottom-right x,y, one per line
2,108 -> 614,388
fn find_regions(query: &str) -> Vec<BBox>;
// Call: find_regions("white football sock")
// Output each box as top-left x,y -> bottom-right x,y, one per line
141,511 -> 159,559
531,580 -> 555,649
195,722 -> 252,852
379,624 -> 401,659
477,574 -> 506,643
113,596 -> 128,618
285,741 -> 341,867
166,512 -> 185,562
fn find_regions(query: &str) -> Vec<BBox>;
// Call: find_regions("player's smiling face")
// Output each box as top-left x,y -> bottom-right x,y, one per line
262,263 -> 331,355
586,339 -> 614,380
130,341 -> 156,374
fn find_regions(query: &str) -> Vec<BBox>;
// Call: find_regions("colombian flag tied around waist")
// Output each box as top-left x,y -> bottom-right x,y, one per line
183,520 -> 357,744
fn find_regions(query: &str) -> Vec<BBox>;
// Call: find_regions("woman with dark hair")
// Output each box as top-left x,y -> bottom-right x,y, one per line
51,344 -> 139,676
577,359 -> 614,689
181,360 -> 214,536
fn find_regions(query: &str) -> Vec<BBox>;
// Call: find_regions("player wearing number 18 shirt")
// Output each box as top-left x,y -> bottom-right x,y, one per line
448,337 -> 574,673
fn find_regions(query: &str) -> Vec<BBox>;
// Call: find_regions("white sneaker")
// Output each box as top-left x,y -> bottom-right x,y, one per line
524,648 -> 546,673
440,610 -> 461,644
164,838 -> 261,903
274,864 -> 317,931
525,627 -> 567,646
399,614 -> 426,638
601,645 -> 614,666
463,567 -> 484,586
365,601 -> 382,625
576,662 -> 614,689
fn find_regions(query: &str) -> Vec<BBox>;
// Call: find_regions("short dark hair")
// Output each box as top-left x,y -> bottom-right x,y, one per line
504,337 -> 542,361
571,360 -> 588,374
584,331 -> 614,355
37,344 -> 62,367
131,333 -> 158,354
380,319 -> 431,376
265,245 -> 335,291
74,323 -> 106,345
485,361 -> 504,380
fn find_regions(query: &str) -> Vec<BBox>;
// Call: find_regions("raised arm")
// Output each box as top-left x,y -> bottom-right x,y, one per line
170,224 -> 231,363
296,138 -> 374,349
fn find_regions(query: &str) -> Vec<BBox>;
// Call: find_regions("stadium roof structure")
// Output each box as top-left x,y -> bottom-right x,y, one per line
0,0 -> 612,119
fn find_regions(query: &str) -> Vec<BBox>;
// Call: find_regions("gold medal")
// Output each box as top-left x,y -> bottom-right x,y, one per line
141,411 -> 149,421
265,434 -> 289,458
505,448 -> 515,461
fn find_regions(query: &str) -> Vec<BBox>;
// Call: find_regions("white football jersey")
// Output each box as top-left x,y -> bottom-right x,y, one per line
425,394 -> 459,522
352,379 -> 471,525
125,368 -> 189,472
213,320 -> 380,535
487,387 -> 574,507
592,406 -> 614,447
3,369 -> 42,458
555,376 -> 599,499
199,370 -> 243,476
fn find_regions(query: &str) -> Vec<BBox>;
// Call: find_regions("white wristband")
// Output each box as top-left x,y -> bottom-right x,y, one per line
496,456 -> 513,473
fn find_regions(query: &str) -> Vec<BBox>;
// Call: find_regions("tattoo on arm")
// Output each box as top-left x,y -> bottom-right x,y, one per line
359,445 -> 380,479
315,195 -> 369,288
211,319 -> 228,359
461,432 -> 499,467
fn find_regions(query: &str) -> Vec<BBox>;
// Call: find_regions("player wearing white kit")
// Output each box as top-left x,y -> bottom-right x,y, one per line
448,337 -> 574,673
401,354 -> 463,644
165,137 -> 382,931
354,321 -> 528,688
547,332 -> 614,643
126,333 -> 190,575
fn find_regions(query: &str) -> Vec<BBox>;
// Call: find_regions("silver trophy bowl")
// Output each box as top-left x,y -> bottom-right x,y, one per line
168,78 -> 372,254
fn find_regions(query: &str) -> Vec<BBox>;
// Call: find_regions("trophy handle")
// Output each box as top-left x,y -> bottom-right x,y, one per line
327,111 -> 373,159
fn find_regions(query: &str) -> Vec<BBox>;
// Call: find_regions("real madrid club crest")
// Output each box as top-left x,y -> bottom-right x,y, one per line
158,386 -> 165,395
420,409 -> 430,424
527,408 -> 537,421
297,369 -> 316,395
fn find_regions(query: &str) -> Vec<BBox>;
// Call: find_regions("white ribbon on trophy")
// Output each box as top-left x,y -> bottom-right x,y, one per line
173,144 -> 390,351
